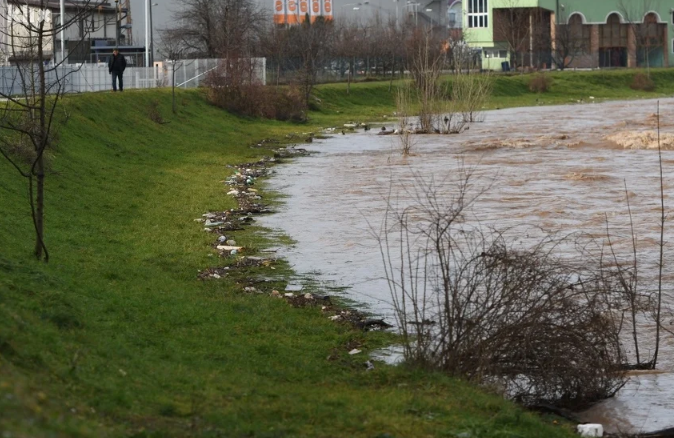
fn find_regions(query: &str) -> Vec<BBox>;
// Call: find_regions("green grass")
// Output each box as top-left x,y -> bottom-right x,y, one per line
485,68 -> 674,108
4,68 -> 665,436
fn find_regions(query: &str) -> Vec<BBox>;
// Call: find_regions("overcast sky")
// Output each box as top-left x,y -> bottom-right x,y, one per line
129,0 -> 398,52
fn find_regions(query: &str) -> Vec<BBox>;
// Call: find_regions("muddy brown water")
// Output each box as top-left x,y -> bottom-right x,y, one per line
258,98 -> 674,434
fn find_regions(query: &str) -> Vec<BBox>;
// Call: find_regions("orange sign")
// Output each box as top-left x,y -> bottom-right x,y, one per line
287,0 -> 298,23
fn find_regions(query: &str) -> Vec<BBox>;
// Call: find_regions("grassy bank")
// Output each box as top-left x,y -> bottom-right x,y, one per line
311,68 -> 674,117
1,67 -> 661,437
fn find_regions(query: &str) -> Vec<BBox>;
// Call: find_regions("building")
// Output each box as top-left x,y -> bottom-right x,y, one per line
273,0 -> 333,25
0,0 -> 139,65
462,0 -> 673,70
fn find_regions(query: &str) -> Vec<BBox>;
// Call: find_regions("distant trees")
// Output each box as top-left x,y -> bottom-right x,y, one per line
290,17 -> 334,107
159,0 -> 265,59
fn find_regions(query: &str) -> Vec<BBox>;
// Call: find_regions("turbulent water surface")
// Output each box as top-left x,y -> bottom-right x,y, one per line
258,98 -> 674,433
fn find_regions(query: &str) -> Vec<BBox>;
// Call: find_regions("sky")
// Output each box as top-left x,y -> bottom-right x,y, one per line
129,0 -> 399,53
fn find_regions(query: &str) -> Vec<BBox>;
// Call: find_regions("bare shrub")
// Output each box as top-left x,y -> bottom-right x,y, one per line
147,101 -> 165,124
630,73 -> 655,92
270,86 -> 308,122
453,73 -> 493,123
408,30 -> 444,133
204,60 -> 307,122
395,84 -> 415,155
528,73 -> 553,93
378,168 -> 626,410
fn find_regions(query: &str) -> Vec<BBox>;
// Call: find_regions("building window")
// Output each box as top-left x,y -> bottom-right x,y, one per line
599,13 -> 627,48
483,48 -> 506,58
467,0 -> 488,28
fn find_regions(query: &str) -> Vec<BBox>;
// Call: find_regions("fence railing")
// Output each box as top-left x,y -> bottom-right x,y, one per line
0,58 -> 266,96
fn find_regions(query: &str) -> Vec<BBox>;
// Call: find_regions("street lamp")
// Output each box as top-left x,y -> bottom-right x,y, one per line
150,3 -> 157,66
115,0 -> 120,46
145,0 -> 158,67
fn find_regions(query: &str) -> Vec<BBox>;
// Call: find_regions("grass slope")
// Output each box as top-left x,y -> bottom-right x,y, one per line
3,69 -> 660,436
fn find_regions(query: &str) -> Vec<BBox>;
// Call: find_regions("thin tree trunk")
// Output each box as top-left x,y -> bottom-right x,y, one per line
35,22 -> 48,262
389,57 -> 394,92
653,100 -> 664,368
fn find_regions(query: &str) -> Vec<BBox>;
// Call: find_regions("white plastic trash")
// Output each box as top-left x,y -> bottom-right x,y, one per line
577,424 -> 603,437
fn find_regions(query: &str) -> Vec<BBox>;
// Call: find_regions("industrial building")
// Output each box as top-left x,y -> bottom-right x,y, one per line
0,0 -> 141,65
274,0 -> 334,24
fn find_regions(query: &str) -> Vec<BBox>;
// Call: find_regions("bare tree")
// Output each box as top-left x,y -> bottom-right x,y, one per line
407,28 -> 444,132
550,11 -> 589,70
163,0 -> 265,59
290,17 -> 334,107
492,2 -> 531,70
260,23 -> 290,88
619,0 -> 664,73
333,20 -> 359,94
0,0 -> 106,262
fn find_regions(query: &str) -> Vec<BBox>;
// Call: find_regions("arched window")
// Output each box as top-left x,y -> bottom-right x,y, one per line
568,14 -> 589,53
640,13 -> 663,47
600,13 -> 627,48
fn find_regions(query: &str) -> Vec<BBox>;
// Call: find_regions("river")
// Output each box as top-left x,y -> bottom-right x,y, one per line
258,98 -> 674,434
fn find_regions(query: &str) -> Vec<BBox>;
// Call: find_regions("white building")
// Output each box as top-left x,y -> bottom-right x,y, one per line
0,0 -> 132,65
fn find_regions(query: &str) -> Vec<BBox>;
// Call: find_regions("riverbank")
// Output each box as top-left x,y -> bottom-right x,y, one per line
2,69 -> 667,436
0,88 -> 574,437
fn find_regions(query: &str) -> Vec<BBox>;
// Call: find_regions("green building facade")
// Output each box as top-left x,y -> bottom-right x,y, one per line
463,0 -> 673,70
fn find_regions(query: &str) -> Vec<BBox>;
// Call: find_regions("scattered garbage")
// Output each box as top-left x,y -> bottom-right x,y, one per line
365,360 -> 375,371
577,424 -> 603,437
216,245 -> 242,252
348,349 -> 362,355
197,267 -> 231,280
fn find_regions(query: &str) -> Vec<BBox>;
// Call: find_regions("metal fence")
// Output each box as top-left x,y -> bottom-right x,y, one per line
0,58 -> 266,96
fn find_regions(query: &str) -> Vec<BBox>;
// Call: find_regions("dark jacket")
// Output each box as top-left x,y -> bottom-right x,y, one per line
108,53 -> 127,74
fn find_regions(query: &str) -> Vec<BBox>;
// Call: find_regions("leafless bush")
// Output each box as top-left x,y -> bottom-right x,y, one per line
630,73 -> 655,92
147,101 -> 165,124
204,59 -> 307,122
528,73 -> 553,93
395,84 -> 415,156
453,73 -> 493,123
408,30 -> 444,133
378,168 -> 627,410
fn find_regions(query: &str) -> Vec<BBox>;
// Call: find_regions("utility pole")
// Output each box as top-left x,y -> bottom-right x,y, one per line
115,0 -> 121,46
60,0 -> 65,61
145,0 -> 148,66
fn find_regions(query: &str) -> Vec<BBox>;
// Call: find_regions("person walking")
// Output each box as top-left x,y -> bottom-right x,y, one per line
108,48 -> 127,92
